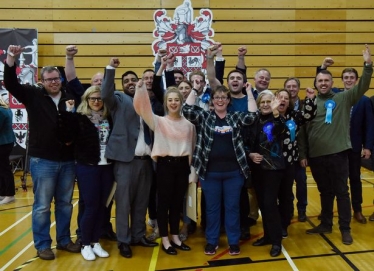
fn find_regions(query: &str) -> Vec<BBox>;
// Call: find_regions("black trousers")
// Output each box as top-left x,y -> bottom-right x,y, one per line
156,156 -> 189,237
252,164 -> 283,246
0,143 -> 15,196
309,151 -> 351,232
348,150 -> 363,212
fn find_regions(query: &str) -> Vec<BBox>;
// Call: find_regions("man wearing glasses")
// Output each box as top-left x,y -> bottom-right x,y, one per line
4,45 -> 83,260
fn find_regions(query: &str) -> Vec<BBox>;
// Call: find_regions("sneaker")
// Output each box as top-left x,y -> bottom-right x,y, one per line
204,243 -> 218,255
92,243 -> 109,257
228,245 -> 240,256
341,232 -> 353,245
56,241 -> 81,253
306,224 -> 332,234
0,196 -> 15,205
37,248 -> 55,260
147,227 -> 160,241
81,245 -> 96,261
282,228 -> 288,239
147,219 -> 157,228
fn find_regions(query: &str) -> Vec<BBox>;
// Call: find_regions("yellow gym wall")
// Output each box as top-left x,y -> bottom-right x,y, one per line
1,0 -> 374,96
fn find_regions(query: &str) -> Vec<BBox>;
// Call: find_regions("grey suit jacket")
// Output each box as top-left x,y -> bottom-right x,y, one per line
101,68 -> 140,162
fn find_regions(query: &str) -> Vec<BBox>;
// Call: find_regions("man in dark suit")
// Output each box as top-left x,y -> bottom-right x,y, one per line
316,57 -> 374,224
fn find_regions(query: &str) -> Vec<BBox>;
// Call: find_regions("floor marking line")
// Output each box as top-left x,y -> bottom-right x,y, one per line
282,245 -> 299,271
0,200 -> 79,271
149,240 -> 160,271
0,211 -> 32,236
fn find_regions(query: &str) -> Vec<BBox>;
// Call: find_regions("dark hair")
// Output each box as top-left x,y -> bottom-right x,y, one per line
121,71 -> 138,82
177,80 -> 192,88
174,70 -> 184,77
211,85 -> 231,101
274,89 -> 294,111
341,68 -> 358,80
226,69 -> 245,82
284,77 -> 300,88
143,69 -> 154,75
40,66 -> 61,80
316,69 -> 333,79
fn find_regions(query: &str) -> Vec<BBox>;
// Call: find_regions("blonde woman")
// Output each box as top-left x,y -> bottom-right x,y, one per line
58,86 -> 113,261
134,80 -> 196,256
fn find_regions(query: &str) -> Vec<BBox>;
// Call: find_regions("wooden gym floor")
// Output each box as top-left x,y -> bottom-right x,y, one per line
1,167 -> 374,271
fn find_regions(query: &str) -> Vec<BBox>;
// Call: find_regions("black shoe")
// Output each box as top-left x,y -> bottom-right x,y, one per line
131,236 -> 158,247
341,231 -> 353,245
100,230 -> 117,241
162,244 -> 177,255
188,221 -> 197,234
118,243 -> 132,258
306,224 -> 332,234
248,218 -> 257,227
298,212 -> 307,222
270,245 -> 282,257
282,228 -> 288,239
252,237 -> 271,246
170,240 -> 191,251
240,227 -> 250,240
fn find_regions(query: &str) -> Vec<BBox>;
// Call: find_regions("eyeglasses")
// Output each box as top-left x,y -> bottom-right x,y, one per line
43,77 -> 61,83
213,96 -> 228,101
88,97 -> 103,102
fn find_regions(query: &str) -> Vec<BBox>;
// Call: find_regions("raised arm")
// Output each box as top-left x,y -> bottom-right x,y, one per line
206,42 -> 222,91
65,45 -> 78,82
245,82 -> 257,112
101,58 -> 119,110
133,79 -> 156,130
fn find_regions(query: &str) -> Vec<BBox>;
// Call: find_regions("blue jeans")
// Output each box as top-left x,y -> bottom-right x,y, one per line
200,170 -> 244,246
30,157 -> 75,250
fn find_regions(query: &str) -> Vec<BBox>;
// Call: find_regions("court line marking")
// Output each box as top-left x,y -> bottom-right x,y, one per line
0,200 -> 79,271
0,211 -> 31,237
148,240 -> 160,271
282,246 -> 299,271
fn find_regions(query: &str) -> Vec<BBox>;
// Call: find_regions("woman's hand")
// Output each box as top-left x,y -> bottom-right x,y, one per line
249,153 -> 263,164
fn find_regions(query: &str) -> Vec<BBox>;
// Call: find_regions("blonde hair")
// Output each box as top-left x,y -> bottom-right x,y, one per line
77,86 -> 109,117
164,87 -> 183,115
256,90 -> 274,108
0,96 -> 9,108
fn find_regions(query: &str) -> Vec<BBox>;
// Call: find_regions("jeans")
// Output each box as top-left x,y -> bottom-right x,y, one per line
200,169 -> 244,246
30,157 -> 75,250
309,151 -> 351,232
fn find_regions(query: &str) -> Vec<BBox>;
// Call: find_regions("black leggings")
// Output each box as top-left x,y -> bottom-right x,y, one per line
156,156 -> 189,237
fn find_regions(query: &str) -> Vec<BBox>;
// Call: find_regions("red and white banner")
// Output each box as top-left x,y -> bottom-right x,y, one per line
0,28 -> 38,149
152,0 -> 215,79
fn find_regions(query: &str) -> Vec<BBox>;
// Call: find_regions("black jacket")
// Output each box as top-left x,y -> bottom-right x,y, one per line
4,63 -> 76,161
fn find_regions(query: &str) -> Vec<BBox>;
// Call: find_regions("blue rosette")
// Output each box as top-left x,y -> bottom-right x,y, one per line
201,91 -> 210,103
286,120 -> 296,142
324,100 -> 336,124
263,122 -> 274,142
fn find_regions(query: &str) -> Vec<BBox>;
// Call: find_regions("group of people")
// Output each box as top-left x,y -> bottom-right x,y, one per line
1,42 -> 373,261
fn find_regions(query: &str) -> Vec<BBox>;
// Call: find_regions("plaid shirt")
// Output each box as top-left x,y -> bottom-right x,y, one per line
183,104 -> 257,180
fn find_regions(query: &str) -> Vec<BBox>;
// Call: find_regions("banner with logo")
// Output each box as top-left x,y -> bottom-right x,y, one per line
152,0 -> 215,79
0,28 -> 38,150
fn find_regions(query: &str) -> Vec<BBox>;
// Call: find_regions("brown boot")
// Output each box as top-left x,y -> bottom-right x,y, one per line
353,212 -> 367,224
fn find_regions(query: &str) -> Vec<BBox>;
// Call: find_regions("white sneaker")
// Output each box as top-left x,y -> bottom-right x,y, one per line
0,196 -> 15,205
81,245 -> 96,261
92,243 -> 109,258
